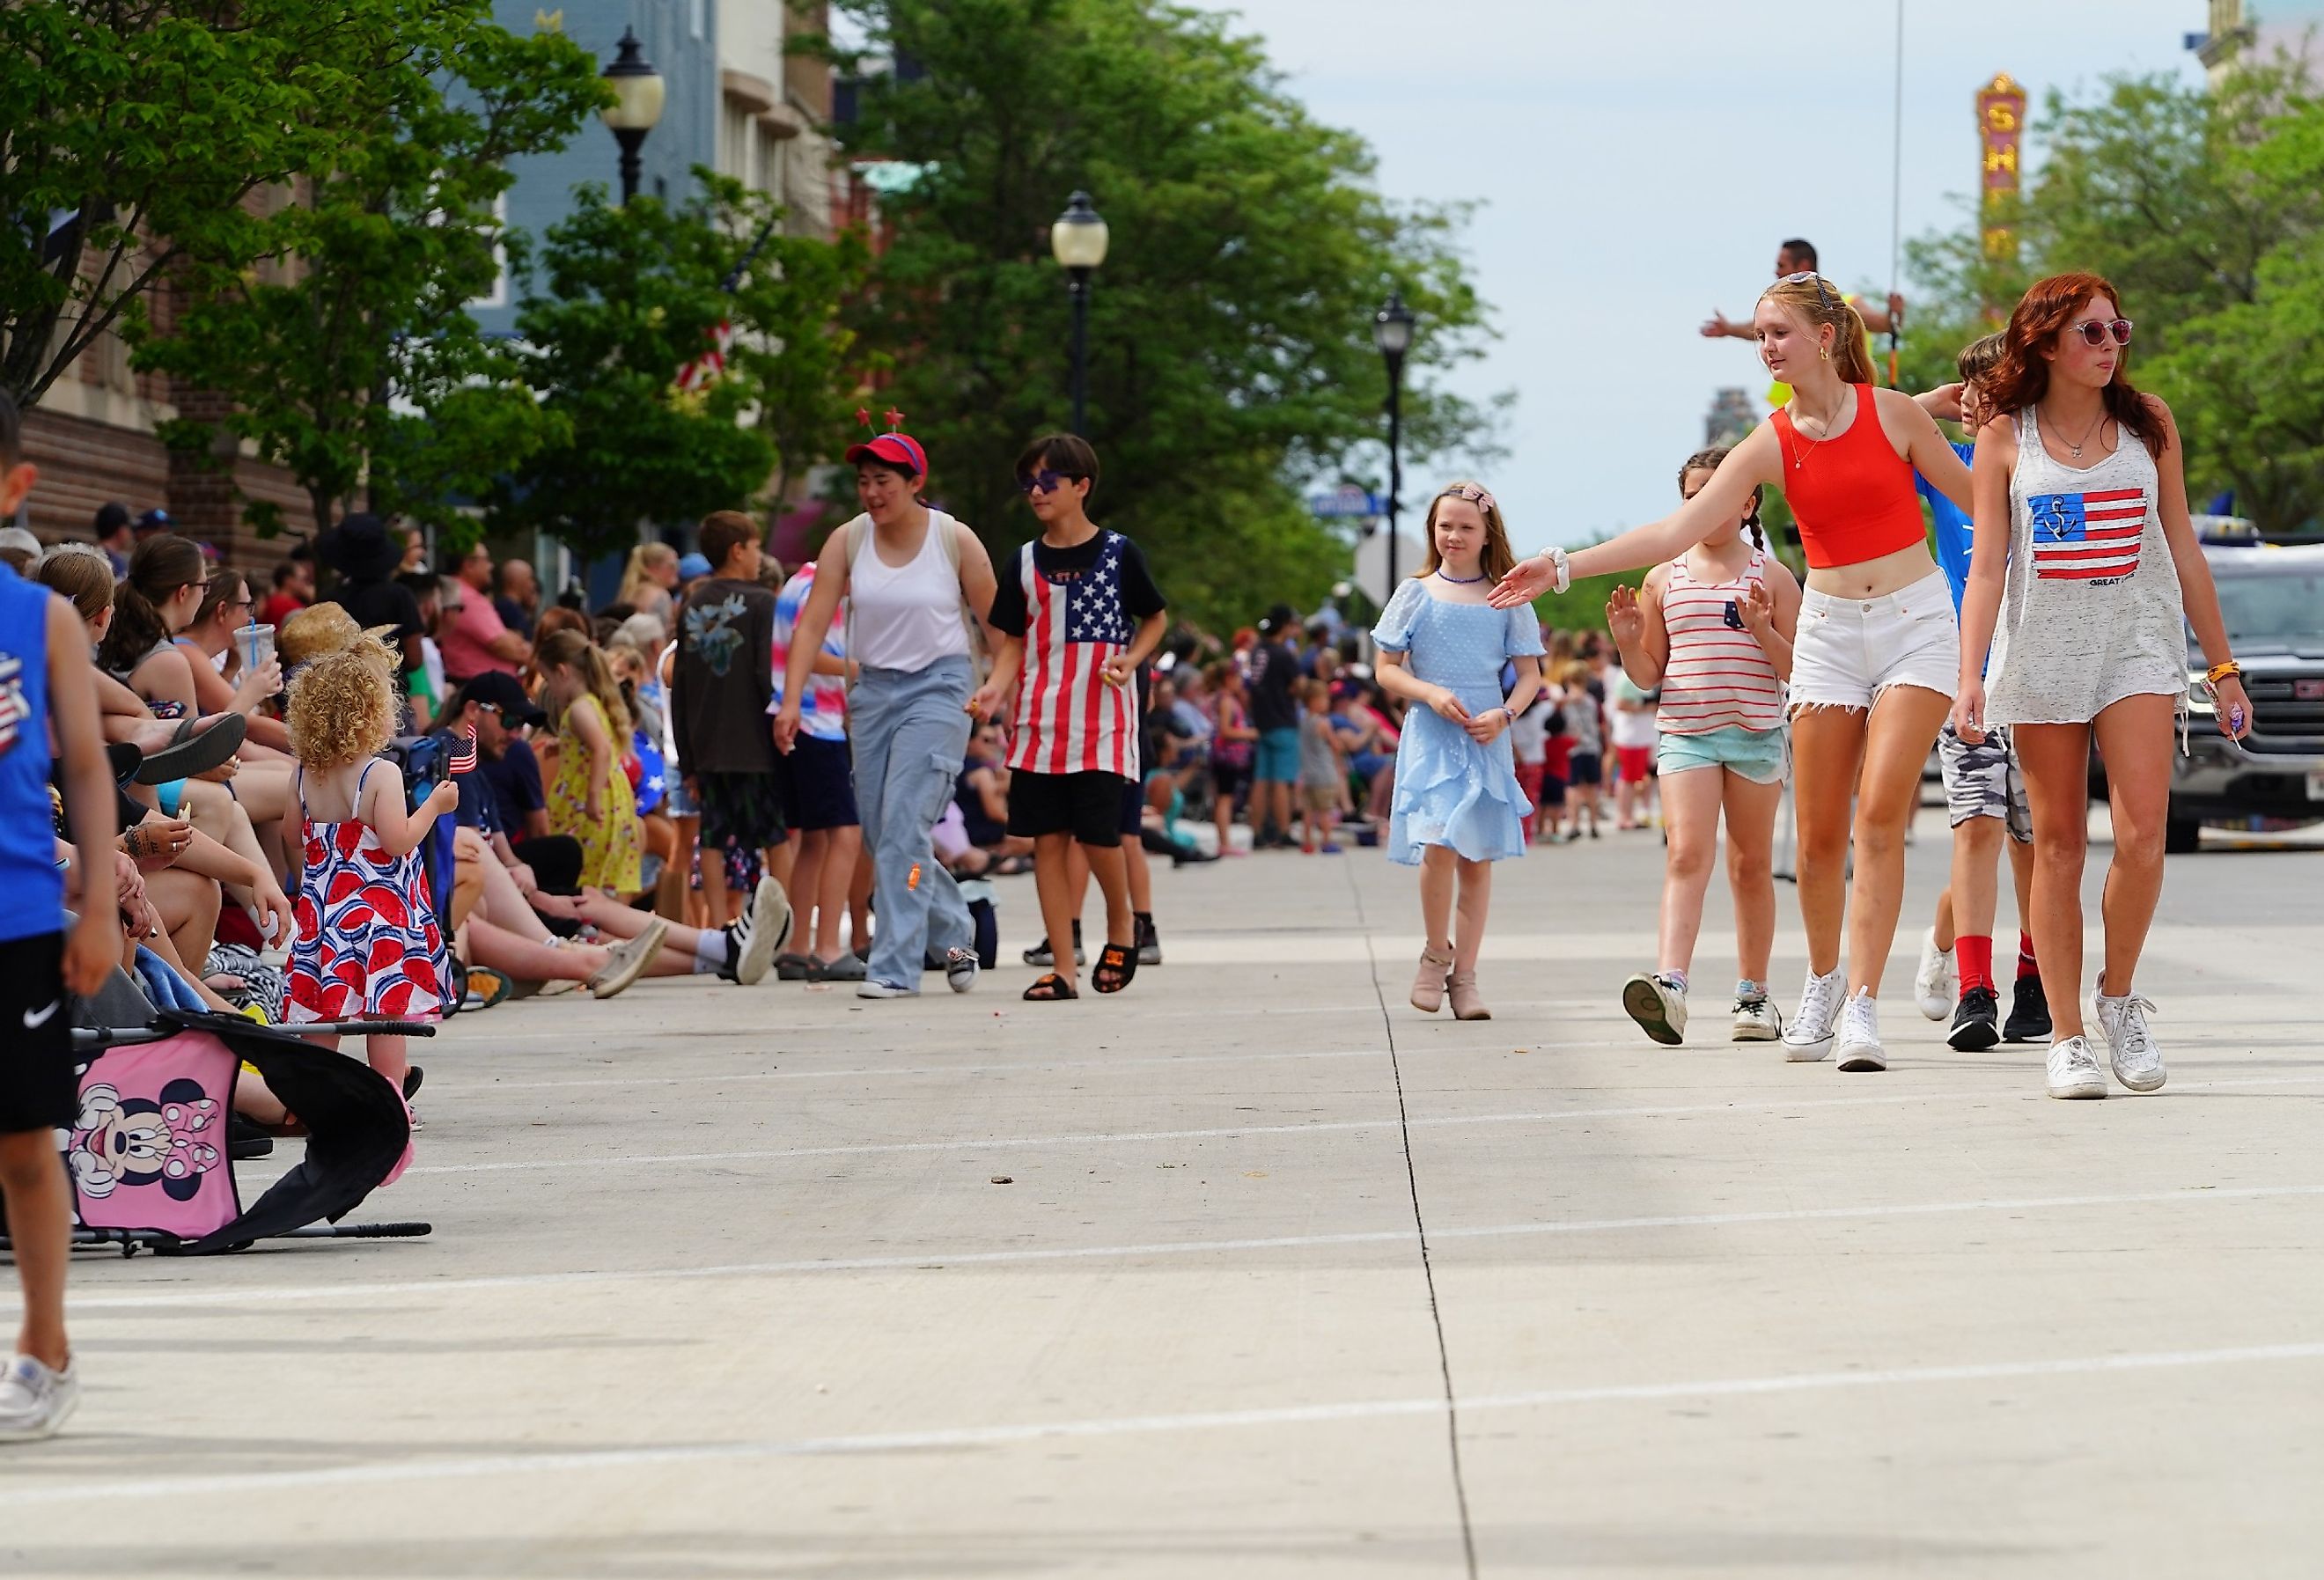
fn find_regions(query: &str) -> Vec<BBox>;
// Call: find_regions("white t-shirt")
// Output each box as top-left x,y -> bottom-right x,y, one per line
1509,701 -> 1548,765
1607,672 -> 1660,750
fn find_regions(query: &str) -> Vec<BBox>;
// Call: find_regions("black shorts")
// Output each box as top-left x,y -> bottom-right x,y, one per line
1568,751 -> 1604,788
1120,776 -> 1145,836
778,735 -> 859,832
697,768 -> 787,850
1211,759 -> 1249,801
511,834 -> 585,895
1008,769 -> 1129,848
1536,772 -> 1568,809
0,931 -> 77,1135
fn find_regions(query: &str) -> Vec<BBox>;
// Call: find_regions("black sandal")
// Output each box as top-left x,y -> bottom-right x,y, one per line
1023,973 -> 1078,1001
1092,941 -> 1137,995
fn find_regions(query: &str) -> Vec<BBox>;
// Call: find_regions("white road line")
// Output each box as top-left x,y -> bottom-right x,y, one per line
398,1071 -> 2324,1178
438,1040 -> 1673,1091
40,1179 -> 2324,1314
6,1339 -> 2320,1508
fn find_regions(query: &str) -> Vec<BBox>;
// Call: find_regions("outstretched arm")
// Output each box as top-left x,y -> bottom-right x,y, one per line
1490,425 -> 1783,606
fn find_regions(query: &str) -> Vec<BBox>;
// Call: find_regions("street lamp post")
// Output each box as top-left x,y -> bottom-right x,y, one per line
1050,191 -> 1109,435
599,28 -> 666,206
1372,291 -> 1416,592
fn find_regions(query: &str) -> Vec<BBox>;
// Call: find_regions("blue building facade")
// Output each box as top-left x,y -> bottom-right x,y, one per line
474,0 -> 719,338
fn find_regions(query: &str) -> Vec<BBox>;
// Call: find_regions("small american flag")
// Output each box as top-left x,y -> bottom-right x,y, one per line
449,725 -> 478,775
2028,488 -> 2146,581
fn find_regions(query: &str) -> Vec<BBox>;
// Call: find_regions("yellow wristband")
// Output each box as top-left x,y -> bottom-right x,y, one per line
2206,659 -> 2241,685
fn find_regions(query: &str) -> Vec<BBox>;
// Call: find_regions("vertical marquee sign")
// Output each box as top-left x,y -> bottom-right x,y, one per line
1977,72 -> 2026,318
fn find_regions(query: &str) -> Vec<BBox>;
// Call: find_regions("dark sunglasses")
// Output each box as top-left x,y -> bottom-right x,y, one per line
1017,469 -> 1081,496
1777,270 -> 1837,313
2071,318 -> 2133,348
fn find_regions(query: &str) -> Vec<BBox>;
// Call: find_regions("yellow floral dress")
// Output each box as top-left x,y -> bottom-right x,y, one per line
547,694 -> 642,891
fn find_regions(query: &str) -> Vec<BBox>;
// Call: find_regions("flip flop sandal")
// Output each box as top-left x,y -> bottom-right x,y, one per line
132,713 -> 246,785
1023,973 -> 1079,1001
1092,941 -> 1138,995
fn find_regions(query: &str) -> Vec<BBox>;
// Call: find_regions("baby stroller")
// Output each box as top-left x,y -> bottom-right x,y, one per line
1,981 -> 432,1257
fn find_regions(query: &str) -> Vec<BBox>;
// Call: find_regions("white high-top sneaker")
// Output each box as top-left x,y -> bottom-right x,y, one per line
1914,928 -> 1956,1020
1834,988 -> 1886,1072
1782,968 -> 1847,1062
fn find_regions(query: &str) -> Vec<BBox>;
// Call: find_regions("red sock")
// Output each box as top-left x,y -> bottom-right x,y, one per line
2017,932 -> 2038,980
1957,936 -> 1995,993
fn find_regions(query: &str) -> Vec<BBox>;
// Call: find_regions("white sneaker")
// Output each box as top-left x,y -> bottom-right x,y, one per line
0,1355 -> 79,1441
1834,988 -> 1886,1072
1782,968 -> 1846,1062
1732,995 -> 1783,1042
1621,972 -> 1688,1046
2046,1034 -> 2107,1099
2092,985 -> 2166,1092
1914,928 -> 1956,1021
725,877 -> 791,987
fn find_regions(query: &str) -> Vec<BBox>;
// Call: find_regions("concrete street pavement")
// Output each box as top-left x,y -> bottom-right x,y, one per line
4,809 -> 2321,1577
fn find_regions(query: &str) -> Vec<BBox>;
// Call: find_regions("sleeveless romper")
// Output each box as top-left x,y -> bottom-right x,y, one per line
1985,408 -> 2186,727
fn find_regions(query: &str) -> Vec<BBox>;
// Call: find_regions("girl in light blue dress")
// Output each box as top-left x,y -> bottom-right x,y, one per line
1372,481 -> 1548,1021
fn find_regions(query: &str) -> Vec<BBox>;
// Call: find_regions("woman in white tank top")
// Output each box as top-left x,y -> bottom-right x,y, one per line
776,430 -> 1003,998
1953,273 -> 2249,1103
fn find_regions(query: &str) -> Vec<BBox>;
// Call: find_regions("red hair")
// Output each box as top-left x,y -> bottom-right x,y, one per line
1983,272 -> 2166,459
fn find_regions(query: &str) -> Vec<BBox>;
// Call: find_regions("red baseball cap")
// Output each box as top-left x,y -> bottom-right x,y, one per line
844,431 -> 928,478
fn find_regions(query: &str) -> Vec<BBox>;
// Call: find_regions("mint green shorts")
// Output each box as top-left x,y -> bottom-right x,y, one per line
1656,724 -> 1787,784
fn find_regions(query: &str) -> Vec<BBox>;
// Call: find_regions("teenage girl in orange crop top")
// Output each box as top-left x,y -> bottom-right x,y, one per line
1493,272 -> 1975,1074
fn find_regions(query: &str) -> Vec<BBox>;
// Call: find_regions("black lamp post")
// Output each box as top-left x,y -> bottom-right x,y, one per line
1050,191 -> 1109,435
1372,291 -> 1416,591
600,28 -> 666,206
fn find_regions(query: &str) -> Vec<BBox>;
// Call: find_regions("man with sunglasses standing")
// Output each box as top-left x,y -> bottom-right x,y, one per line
1702,239 -> 1905,408
971,435 -> 1168,1000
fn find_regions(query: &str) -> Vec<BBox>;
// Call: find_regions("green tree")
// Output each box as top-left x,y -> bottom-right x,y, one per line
496,175 -> 872,564
0,1 -> 536,408
1899,60 -> 2324,532
127,8 -> 606,533
813,0 -> 1499,631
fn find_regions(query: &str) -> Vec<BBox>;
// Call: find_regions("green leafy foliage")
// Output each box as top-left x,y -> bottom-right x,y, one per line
814,0 -> 1501,631
494,176 -> 872,563
124,6 -> 606,533
1901,60 -> 2324,534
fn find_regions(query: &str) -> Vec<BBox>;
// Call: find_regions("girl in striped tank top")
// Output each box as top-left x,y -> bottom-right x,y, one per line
1607,448 -> 1801,1046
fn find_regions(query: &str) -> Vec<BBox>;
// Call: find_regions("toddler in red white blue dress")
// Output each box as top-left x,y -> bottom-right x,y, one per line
279,643 -> 458,1095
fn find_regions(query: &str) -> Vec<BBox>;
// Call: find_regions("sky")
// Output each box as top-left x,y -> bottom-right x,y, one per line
1201,0 -> 2211,551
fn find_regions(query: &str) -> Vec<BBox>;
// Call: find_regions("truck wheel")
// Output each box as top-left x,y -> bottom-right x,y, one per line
2165,814 -> 2202,855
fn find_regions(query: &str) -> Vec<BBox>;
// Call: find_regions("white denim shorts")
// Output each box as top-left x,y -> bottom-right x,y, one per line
1791,570 -> 1960,712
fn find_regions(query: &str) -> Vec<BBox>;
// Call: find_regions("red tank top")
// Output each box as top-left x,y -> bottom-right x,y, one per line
1771,385 -> 1925,570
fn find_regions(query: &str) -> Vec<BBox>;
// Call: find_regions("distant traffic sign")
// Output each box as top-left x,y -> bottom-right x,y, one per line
1309,485 -> 1385,519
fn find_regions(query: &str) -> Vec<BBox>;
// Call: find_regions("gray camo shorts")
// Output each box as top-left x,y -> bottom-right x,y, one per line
1937,722 -> 2031,843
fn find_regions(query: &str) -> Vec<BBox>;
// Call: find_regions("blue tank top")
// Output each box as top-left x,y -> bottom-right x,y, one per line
0,566 -> 63,942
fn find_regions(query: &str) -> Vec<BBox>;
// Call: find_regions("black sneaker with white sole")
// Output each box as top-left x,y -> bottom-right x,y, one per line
1947,984 -> 2001,1050
1023,920 -> 1085,968
1135,915 -> 1161,966
2004,973 -> 2052,1043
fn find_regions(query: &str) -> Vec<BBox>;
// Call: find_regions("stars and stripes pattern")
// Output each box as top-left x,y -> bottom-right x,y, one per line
1006,532 -> 1140,779
448,724 -> 478,775
2028,487 -> 2148,581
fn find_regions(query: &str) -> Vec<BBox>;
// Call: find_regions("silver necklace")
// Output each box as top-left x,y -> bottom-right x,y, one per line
2050,404 -> 2107,459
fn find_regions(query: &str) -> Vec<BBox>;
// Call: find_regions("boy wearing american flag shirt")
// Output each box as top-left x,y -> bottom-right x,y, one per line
971,436 -> 1167,1000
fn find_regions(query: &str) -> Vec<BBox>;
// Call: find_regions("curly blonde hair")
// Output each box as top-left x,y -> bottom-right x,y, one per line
285,643 -> 399,768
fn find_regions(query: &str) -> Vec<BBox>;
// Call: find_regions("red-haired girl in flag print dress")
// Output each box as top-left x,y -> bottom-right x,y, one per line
1953,273 -> 2250,1103
280,640 -> 459,1097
